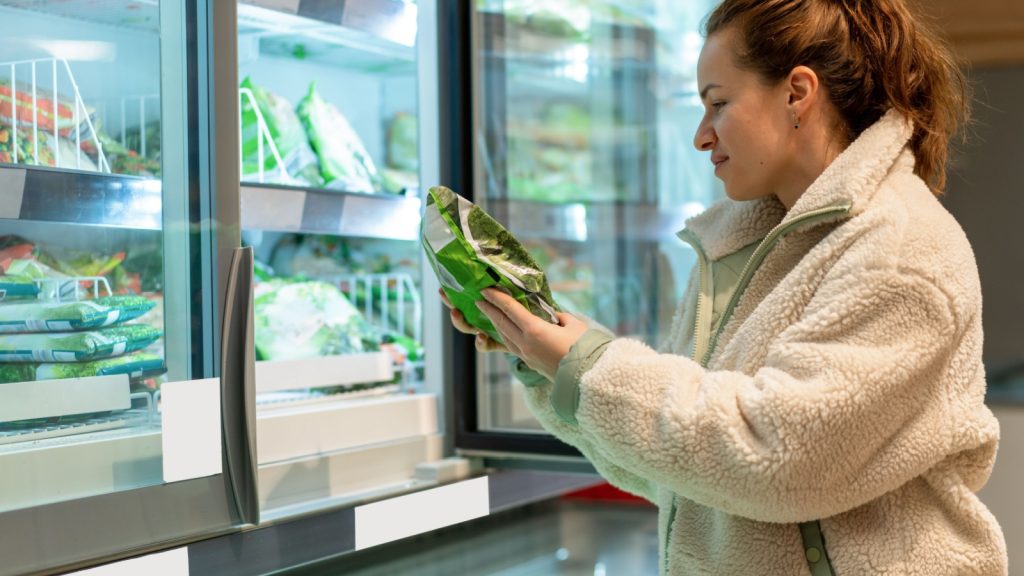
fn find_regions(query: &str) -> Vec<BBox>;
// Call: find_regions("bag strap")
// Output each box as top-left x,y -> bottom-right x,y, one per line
799,521 -> 837,576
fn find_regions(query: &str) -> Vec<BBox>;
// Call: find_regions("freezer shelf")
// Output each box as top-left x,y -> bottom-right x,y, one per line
255,352 -> 394,394
0,424 -> 162,513
238,0 -> 416,73
241,183 -> 421,240
256,392 -> 438,464
260,432 -> 443,514
0,0 -> 159,31
0,165 -> 161,229
0,374 -> 130,424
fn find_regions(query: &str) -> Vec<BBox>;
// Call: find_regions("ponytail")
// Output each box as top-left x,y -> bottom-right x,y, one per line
705,0 -> 970,193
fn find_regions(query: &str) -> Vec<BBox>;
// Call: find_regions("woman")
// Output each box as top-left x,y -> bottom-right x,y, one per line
443,0 -> 1007,573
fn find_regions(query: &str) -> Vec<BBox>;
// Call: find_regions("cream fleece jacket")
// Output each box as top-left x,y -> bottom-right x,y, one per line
512,110 -> 1007,575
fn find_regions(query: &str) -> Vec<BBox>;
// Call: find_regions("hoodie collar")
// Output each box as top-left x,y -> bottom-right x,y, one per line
679,109 -> 915,261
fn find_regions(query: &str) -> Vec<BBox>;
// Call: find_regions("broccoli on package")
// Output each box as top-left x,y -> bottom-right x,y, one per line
421,186 -> 560,343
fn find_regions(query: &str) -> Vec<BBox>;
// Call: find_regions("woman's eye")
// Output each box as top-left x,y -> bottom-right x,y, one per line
712,101 -> 726,110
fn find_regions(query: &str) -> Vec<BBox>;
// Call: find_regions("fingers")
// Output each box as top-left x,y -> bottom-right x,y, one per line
475,332 -> 510,354
438,288 -> 453,309
481,288 -> 537,331
476,299 -> 523,343
450,309 -> 476,335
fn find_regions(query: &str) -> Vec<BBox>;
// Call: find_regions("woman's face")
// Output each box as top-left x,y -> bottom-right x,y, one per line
694,28 -> 795,203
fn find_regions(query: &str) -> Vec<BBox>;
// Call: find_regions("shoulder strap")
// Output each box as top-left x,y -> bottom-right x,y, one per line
798,521 -> 837,576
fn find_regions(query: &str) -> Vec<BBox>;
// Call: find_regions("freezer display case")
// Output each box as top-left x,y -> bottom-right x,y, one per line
234,0 -> 443,517
0,1 -> 253,574
459,0 -> 723,445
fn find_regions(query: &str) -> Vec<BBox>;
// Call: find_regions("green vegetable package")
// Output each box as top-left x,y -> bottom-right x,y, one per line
0,295 -> 155,333
0,352 -> 165,385
0,324 -> 162,362
421,186 -> 559,343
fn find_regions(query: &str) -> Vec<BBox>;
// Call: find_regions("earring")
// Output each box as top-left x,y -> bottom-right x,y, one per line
793,113 -> 800,130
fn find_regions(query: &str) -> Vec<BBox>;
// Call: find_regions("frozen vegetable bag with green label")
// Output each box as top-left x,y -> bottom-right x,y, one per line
0,296 -> 155,333
0,325 -> 162,362
421,186 -> 560,343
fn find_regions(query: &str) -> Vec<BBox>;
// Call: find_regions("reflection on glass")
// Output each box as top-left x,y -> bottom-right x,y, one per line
0,1 -> 167,512
473,0 -> 724,432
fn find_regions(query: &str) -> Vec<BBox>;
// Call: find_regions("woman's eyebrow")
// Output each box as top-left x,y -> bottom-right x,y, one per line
699,83 -> 722,101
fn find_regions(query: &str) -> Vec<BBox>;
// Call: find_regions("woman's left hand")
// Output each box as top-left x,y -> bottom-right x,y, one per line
476,288 -> 589,381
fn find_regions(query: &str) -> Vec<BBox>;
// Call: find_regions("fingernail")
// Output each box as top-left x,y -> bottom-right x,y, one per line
481,289 -> 493,302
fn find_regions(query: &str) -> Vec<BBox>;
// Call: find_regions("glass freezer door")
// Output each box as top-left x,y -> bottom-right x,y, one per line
458,1 -> 723,453
0,1 -> 252,574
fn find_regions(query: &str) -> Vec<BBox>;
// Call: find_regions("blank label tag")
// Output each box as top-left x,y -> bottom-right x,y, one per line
355,476 -> 489,550
69,548 -> 188,576
0,167 -> 26,219
161,378 -> 222,483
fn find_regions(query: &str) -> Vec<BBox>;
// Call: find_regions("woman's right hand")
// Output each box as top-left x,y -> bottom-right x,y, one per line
439,289 -> 510,354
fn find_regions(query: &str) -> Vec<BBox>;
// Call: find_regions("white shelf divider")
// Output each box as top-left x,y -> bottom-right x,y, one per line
254,351 -> 394,394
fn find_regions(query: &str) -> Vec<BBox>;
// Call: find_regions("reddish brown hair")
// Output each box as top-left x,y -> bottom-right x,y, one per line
704,0 -> 970,193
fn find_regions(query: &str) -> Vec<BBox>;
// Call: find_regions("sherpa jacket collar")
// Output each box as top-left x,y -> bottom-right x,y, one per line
680,109 -> 915,261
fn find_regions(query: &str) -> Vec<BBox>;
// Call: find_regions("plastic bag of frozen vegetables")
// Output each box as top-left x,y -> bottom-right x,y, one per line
0,324 -> 162,362
0,295 -> 155,333
0,275 -> 39,301
254,279 -> 380,361
240,76 -> 322,186
0,352 -> 164,385
297,82 -> 382,194
421,186 -> 560,343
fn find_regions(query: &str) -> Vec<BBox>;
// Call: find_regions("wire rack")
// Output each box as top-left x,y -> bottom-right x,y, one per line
328,272 -> 423,345
32,276 -> 113,303
0,57 -> 109,171
239,86 -> 294,184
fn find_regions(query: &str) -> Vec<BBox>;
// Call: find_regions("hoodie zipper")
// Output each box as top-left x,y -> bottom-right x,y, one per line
663,203 -> 850,574
678,229 -> 714,364
701,203 -> 851,366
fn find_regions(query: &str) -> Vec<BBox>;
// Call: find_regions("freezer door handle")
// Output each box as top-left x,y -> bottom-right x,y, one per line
220,246 -> 259,526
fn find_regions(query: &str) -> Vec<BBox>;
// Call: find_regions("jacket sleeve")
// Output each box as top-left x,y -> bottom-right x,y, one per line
567,268 -> 995,523
508,344 -> 659,504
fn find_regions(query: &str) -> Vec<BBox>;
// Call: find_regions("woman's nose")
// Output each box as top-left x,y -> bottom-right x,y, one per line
693,120 -> 716,152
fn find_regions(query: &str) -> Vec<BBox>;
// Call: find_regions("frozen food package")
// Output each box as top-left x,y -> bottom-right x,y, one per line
254,279 -> 380,361
0,120 -> 98,171
0,80 -> 88,136
0,324 -> 162,362
386,112 -> 419,173
421,185 -> 560,343
296,82 -> 382,193
0,275 -> 39,302
0,352 -> 165,384
239,76 -> 322,186
0,295 -> 155,333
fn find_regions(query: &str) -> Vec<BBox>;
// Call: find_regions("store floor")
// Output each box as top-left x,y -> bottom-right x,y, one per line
292,498 -> 660,576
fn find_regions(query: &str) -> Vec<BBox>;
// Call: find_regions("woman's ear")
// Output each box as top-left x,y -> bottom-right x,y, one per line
787,65 -> 820,116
